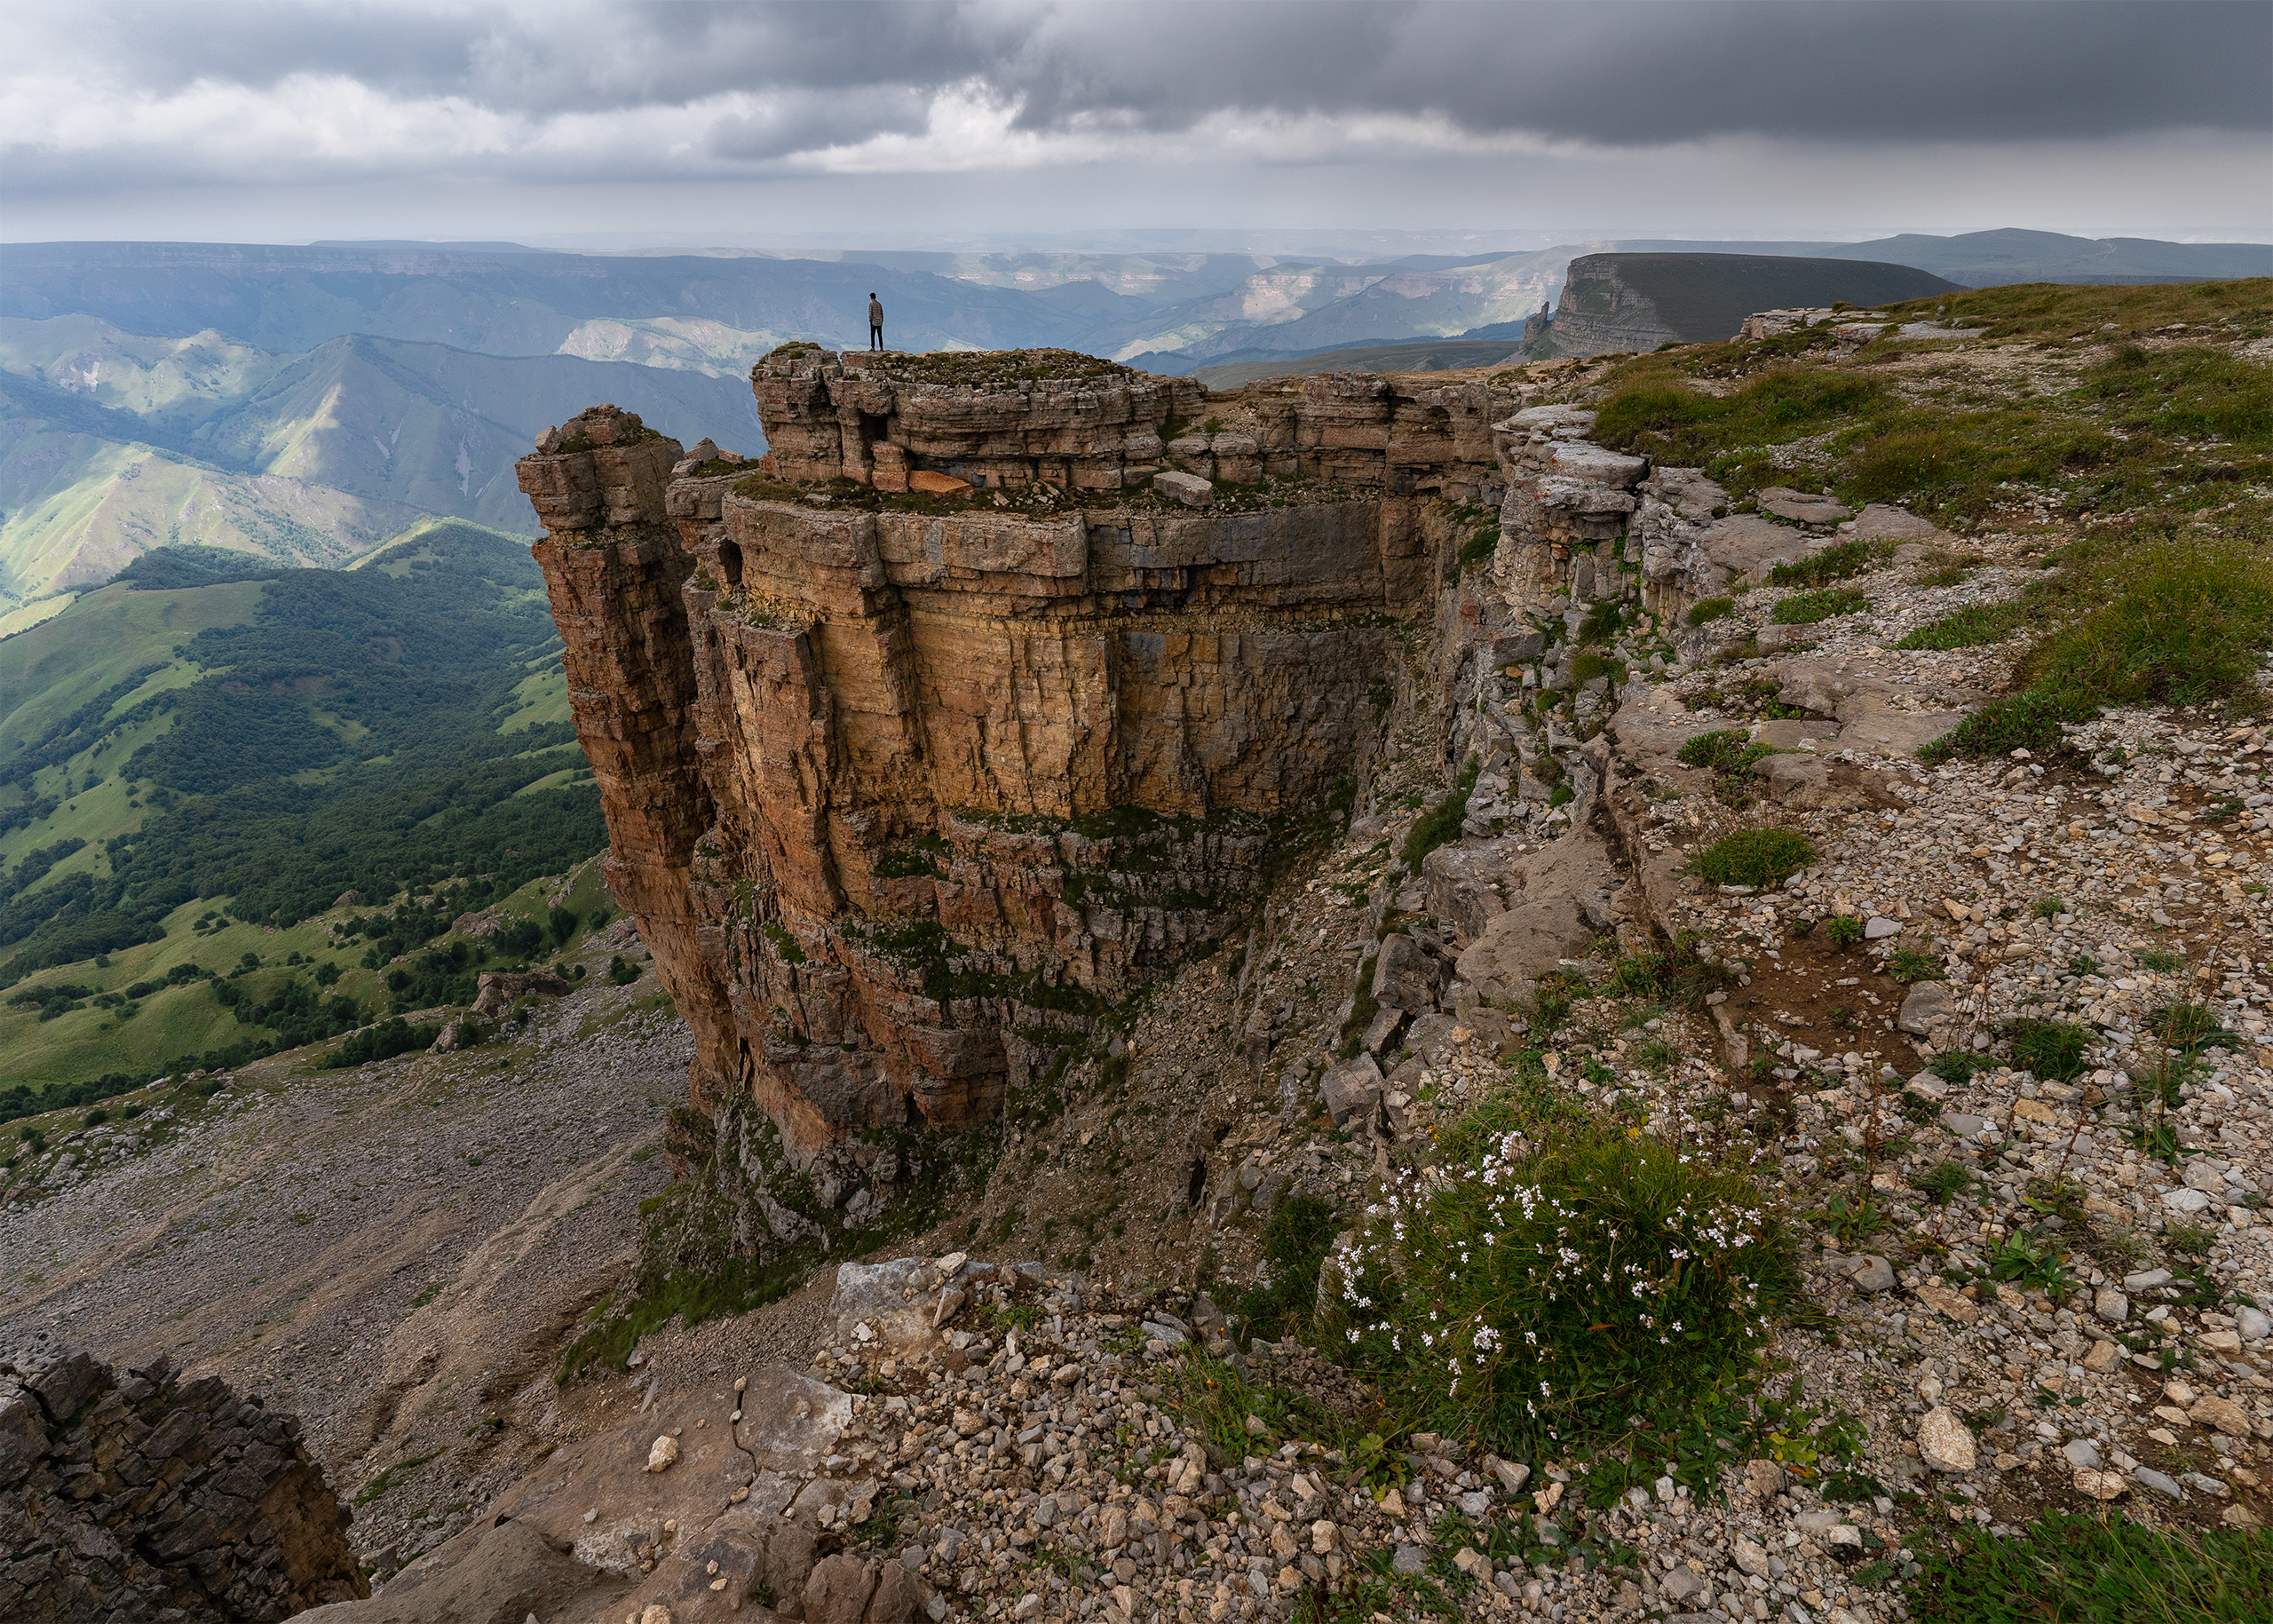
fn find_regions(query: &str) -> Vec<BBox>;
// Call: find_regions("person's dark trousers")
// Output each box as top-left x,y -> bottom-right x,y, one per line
870,324 -> 883,350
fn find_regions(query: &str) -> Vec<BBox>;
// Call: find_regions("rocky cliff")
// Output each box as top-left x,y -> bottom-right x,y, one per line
0,1348 -> 366,1621
1544,253 -> 1961,357
519,356 -> 1514,1228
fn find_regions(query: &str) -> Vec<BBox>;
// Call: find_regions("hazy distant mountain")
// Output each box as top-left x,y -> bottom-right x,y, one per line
1825,228 -> 2272,287
1189,337 -> 1529,390
0,242 -> 1110,362
0,316 -> 760,614
1098,249 -> 1579,365
1103,230 -> 2268,364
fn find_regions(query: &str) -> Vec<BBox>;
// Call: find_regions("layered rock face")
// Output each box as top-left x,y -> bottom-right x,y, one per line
0,1349 -> 366,1621
753,345 -> 1506,498
522,358 -> 1501,1171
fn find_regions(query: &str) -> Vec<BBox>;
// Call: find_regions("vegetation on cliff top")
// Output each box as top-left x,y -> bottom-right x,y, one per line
1591,280 -> 2272,520
1583,280 -> 2273,760
842,346 -> 1136,387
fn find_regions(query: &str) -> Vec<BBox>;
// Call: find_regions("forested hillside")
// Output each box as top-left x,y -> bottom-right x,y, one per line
0,521 -> 607,1112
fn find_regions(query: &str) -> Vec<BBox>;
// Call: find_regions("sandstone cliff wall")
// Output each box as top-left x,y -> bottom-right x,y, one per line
754,345 -> 1504,498
521,358 -> 1504,1192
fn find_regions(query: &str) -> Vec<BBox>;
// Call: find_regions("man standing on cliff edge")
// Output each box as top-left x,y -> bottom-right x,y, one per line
867,293 -> 884,351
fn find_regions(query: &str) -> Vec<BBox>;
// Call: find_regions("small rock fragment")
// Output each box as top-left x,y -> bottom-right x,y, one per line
1917,1406 -> 1976,1473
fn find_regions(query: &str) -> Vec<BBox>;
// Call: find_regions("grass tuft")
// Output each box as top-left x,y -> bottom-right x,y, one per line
1335,1128 -> 1799,1456
1768,540 -> 1887,589
1402,758 -> 1480,867
1896,602 -> 2029,651
1773,588 -> 1871,625
1908,1508 -> 2272,1624
1696,828 -> 1815,889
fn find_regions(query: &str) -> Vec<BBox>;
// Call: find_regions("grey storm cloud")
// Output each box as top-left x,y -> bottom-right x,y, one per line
34,0 -> 2273,151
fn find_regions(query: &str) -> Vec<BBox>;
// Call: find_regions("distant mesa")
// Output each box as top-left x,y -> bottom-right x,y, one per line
1529,253 -> 1961,359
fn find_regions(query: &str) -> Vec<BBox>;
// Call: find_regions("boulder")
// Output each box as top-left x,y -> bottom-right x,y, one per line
1422,842 -> 1514,941
295,1519 -> 614,1624
1360,1004 -> 1407,1058
1753,751 -> 1833,807
1766,654 -> 1974,760
1547,442 -> 1648,488
1371,934 -> 1442,1013
1490,629 -> 1547,664
1756,487 -> 1852,525
430,1015 -> 487,1053
1852,503 -> 1958,550
1321,1053 -> 1386,1129
471,970 -> 573,1019
2189,1394 -> 2254,1438
1900,982 -> 1954,1032
1152,470 -> 1216,508
0,1349 -> 366,1621
828,1258 -> 956,1351
907,470 -> 972,496
1691,514 -> 1810,592
1847,1255 -> 1896,1293
1453,834 -> 1620,1009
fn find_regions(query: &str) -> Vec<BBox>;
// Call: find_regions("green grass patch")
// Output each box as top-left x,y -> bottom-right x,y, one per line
1912,1160 -> 1980,1206
1592,284 -> 2273,527
1232,1191 -> 1340,1345
1881,278 -> 2273,345
1773,588 -> 1870,625
1675,730 -> 1770,772
1685,596 -> 1735,626
1886,948 -> 1941,983
1336,1126 -> 1802,1461
1596,368 -> 1889,474
1767,540 -> 1887,589
2004,1018 -> 2091,1082
1896,602 -> 2031,651
1696,829 -> 1814,889
1402,757 -> 1479,867
2085,343 -> 2273,443
1925,515 -> 2273,764
352,1449 -> 443,1507
1908,1508 -> 2271,1624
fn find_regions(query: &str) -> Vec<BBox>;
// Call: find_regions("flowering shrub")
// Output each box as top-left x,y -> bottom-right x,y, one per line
1332,1128 -> 1797,1453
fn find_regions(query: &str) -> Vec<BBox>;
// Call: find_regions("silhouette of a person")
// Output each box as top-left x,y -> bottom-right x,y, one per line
868,294 -> 883,352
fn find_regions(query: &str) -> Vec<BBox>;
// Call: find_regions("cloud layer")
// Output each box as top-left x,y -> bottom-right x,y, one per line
4,0 -> 2268,240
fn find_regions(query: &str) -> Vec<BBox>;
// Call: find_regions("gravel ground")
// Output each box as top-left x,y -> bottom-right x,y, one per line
0,950 -> 692,1577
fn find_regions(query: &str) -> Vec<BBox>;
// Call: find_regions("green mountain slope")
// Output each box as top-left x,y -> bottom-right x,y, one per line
0,521 -> 606,1104
0,317 -> 762,614
186,333 -> 760,527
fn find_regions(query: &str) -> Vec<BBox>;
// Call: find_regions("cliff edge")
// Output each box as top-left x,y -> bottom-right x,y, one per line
517,353 -> 1516,1240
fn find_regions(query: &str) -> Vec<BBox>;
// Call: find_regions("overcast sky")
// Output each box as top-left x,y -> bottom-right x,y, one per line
4,0 -> 2268,248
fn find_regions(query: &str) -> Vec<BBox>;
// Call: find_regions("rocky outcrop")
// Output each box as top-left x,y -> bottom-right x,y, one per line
471,969 -> 574,1018
0,1349 -> 366,1622
750,346 -> 1506,500
521,357 -> 1509,1185
1543,253 -> 1961,358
